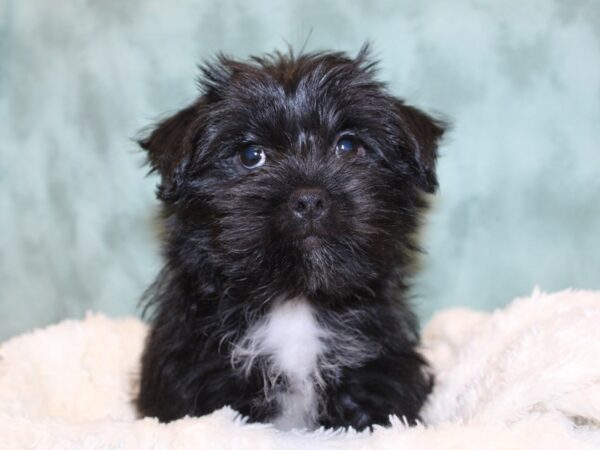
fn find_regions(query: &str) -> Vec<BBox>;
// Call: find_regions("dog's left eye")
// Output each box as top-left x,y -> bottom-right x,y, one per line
335,137 -> 360,156
239,146 -> 266,169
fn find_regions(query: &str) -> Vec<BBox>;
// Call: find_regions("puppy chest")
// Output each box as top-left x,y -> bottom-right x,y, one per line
264,300 -> 325,377
232,298 -> 328,429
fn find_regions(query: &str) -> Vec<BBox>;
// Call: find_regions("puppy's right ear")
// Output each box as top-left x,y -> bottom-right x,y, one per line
393,101 -> 446,194
138,102 -> 202,200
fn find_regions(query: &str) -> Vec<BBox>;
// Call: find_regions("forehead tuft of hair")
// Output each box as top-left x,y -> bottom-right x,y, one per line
196,44 -> 380,98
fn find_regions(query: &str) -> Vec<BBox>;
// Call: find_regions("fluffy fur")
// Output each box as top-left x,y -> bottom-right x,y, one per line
2,290 -> 600,449
135,47 -> 445,430
230,298 -> 328,429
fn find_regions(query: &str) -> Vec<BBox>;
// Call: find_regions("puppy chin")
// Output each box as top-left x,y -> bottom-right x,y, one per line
299,235 -> 322,251
288,221 -> 329,251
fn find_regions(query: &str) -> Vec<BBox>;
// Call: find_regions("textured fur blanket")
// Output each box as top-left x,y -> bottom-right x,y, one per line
1,289 -> 599,449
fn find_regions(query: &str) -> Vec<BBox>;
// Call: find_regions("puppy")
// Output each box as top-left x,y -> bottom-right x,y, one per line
136,47 -> 445,431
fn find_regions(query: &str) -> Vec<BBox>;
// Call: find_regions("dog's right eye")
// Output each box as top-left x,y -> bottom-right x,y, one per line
239,146 -> 266,169
335,135 -> 364,157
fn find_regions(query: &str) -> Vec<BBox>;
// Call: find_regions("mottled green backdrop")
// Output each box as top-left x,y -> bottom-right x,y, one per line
1,0 -> 599,340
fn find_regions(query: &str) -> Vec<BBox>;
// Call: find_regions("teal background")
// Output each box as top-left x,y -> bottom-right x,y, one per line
1,0 -> 599,340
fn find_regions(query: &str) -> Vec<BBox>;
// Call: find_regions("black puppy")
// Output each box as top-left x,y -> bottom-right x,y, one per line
136,47 -> 445,431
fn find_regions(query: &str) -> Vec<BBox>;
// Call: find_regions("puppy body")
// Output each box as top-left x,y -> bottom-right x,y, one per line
137,48 -> 444,430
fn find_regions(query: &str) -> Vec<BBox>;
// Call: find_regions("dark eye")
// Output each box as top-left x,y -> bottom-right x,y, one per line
239,146 -> 266,169
335,136 -> 359,156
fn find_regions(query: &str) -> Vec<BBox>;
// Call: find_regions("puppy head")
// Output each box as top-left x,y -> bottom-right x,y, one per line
140,47 -> 445,300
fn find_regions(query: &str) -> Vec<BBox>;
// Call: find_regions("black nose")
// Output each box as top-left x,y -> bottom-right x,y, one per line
289,187 -> 330,220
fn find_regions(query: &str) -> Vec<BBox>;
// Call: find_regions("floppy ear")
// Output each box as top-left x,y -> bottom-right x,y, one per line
394,101 -> 446,193
138,102 -> 202,200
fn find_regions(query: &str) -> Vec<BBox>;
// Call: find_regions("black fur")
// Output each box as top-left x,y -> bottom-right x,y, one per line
136,47 -> 445,431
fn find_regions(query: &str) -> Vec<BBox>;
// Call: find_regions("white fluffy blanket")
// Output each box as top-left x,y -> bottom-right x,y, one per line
1,289 -> 600,449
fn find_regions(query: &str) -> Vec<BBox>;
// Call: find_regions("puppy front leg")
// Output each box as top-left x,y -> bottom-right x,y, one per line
321,351 -> 432,430
137,322 -> 273,423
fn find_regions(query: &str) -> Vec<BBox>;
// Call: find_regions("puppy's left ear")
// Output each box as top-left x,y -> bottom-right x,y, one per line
139,101 -> 203,201
394,101 -> 446,193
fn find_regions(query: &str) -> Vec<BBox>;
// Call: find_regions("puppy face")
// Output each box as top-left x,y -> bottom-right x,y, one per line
140,49 -> 444,300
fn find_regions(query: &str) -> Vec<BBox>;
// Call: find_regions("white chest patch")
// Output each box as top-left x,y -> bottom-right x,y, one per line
231,297 -> 328,430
